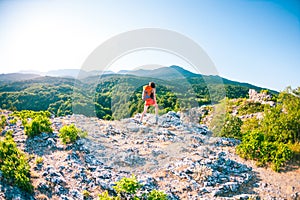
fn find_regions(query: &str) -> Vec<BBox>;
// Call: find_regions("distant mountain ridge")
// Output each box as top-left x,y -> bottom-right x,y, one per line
121,65 -> 199,80
0,66 -> 277,94
1,69 -> 115,80
46,69 -> 114,78
0,73 -> 41,83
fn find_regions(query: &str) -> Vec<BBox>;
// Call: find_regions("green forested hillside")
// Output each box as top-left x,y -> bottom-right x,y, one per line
0,67 -> 277,120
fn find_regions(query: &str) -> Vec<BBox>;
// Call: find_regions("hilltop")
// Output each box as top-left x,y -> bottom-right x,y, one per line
0,107 -> 299,199
1,66 -> 299,199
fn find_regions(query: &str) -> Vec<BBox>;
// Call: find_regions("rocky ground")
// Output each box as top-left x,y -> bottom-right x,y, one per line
0,110 -> 299,200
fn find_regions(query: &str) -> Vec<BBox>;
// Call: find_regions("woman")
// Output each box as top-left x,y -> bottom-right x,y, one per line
140,82 -> 159,124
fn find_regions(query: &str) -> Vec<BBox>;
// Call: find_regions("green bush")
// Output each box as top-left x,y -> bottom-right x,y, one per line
0,115 -> 7,131
98,191 -> 120,200
241,117 -> 260,134
211,88 -> 299,172
12,110 -> 51,120
35,156 -> 44,165
0,131 -> 33,192
260,90 -> 300,143
236,131 -> 293,171
218,114 -> 243,139
25,115 -> 52,137
99,174 -> 168,200
209,99 -> 242,139
209,99 -> 227,135
147,189 -> 168,200
59,124 -> 86,144
113,174 -> 142,195
9,118 -> 17,125
237,101 -> 265,116
11,110 -> 53,137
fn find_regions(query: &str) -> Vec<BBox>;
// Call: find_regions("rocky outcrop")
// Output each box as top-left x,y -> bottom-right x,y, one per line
248,89 -> 275,106
0,110 -> 299,199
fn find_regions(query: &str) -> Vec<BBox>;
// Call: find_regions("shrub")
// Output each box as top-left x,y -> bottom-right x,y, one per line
12,110 -> 51,120
236,131 -> 293,171
99,174 -> 168,200
0,131 -> 33,192
237,101 -> 265,116
113,174 -> 142,195
260,91 -> 300,143
25,115 -> 52,137
211,107 -> 243,140
0,115 -> 7,131
147,189 -> 168,200
241,117 -> 260,134
209,99 -> 227,134
219,114 -> 243,139
78,129 -> 88,138
98,191 -> 121,200
35,156 -> 44,165
98,191 -> 119,200
9,118 -> 17,125
11,110 -> 53,137
59,124 -> 86,144
98,175 -> 167,200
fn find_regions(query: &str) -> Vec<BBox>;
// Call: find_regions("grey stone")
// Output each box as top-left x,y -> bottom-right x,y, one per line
47,137 -> 56,147
152,149 -> 164,157
54,185 -> 68,196
224,182 -> 239,192
42,171 -> 48,176
212,188 -> 224,197
38,181 -> 50,192
70,189 -> 84,199
51,176 -> 67,186
126,123 -> 140,132
98,171 -> 112,179
41,132 -> 49,140
218,151 -> 226,157
60,195 -> 71,200
237,194 -> 250,200
162,129 -> 175,136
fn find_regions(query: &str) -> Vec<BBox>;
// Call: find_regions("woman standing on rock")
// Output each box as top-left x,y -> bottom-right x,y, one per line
140,82 -> 159,124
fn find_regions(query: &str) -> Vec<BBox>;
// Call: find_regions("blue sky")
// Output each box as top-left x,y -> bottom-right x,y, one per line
0,0 -> 299,91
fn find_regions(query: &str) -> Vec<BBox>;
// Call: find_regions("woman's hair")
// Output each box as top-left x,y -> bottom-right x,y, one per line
149,82 -> 156,88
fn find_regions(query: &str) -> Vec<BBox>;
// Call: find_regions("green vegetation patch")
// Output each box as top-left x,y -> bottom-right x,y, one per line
12,110 -> 53,137
209,87 -> 300,171
0,131 -> 33,192
0,114 -> 7,132
237,100 -> 265,116
59,124 -> 87,144
113,174 -> 142,195
98,174 -> 167,200
236,131 -> 293,172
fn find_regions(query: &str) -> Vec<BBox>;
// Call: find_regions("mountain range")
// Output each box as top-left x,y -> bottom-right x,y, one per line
0,65 -> 278,119
0,66 -> 277,94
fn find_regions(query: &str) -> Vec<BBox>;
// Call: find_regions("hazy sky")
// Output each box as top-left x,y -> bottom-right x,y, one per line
0,0 -> 299,91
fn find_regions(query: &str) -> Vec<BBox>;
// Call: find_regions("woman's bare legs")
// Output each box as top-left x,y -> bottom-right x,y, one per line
154,103 -> 159,124
140,104 -> 149,123
140,103 -> 159,124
